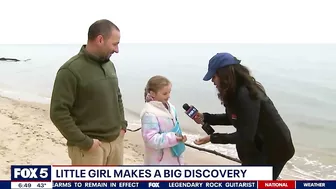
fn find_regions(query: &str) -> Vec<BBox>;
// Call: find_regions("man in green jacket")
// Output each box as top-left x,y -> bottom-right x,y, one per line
50,19 -> 127,165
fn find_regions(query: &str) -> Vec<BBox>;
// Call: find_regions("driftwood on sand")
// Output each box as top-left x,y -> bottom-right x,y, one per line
0,57 -> 31,62
126,127 -> 242,163
184,143 -> 241,163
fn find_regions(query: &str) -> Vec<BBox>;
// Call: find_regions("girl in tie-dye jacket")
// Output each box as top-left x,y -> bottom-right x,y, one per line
140,75 -> 187,165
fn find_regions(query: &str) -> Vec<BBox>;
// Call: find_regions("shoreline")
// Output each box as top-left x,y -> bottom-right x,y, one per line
0,95 -> 244,180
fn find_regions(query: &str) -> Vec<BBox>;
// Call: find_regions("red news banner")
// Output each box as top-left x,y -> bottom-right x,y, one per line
258,180 -> 295,188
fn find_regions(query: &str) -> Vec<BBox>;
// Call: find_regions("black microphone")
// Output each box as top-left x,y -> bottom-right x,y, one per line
182,103 -> 215,135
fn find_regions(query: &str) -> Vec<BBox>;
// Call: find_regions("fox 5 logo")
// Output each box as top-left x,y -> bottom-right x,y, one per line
148,182 -> 160,188
11,166 -> 51,180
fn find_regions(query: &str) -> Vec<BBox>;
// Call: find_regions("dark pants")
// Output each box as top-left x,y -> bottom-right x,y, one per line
272,161 -> 287,180
238,145 -> 288,180
242,158 -> 287,180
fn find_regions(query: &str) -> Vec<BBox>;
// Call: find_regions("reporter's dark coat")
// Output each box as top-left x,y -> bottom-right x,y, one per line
204,86 -> 295,165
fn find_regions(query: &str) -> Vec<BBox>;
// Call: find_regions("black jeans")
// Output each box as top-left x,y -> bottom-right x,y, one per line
272,161 -> 287,180
242,159 -> 287,180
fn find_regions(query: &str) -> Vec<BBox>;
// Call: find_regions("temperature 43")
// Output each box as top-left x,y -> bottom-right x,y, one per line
37,183 -> 47,188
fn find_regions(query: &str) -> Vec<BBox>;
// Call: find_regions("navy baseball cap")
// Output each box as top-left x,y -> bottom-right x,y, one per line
203,52 -> 241,81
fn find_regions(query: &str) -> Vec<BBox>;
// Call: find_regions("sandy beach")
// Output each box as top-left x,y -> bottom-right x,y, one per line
0,96 -> 238,180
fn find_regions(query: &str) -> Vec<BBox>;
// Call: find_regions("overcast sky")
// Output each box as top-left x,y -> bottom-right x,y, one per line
0,0 -> 335,44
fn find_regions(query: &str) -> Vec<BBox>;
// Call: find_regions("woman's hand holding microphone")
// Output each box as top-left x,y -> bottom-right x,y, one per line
191,111 -> 211,145
193,112 -> 204,124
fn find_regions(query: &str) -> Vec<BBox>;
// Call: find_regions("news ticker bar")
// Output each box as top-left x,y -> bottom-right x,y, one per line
5,181 -> 336,189
11,165 -> 273,181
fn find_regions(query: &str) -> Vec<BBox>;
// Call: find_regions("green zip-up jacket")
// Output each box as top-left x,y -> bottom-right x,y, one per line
50,45 -> 127,151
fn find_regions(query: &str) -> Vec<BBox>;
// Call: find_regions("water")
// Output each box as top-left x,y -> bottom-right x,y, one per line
0,44 -> 335,180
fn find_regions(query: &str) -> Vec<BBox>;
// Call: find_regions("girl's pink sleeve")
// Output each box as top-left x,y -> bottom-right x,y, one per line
141,112 -> 178,149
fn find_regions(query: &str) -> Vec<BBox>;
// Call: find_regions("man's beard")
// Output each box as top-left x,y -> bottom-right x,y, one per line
106,52 -> 113,59
99,51 -> 113,62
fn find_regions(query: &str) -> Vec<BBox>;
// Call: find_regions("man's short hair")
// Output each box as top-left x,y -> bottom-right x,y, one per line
88,19 -> 120,41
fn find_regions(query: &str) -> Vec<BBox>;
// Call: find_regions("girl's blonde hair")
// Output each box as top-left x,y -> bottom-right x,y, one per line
144,75 -> 171,101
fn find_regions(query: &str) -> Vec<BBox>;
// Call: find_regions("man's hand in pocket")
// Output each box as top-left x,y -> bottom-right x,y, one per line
88,139 -> 102,152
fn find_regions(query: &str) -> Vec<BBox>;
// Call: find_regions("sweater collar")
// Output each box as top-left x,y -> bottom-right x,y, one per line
79,45 -> 110,64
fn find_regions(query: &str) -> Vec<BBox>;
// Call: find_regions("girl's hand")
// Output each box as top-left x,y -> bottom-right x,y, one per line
176,135 -> 187,143
193,135 -> 210,145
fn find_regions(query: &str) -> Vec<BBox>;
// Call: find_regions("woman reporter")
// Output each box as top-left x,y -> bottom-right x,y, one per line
193,52 -> 295,180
